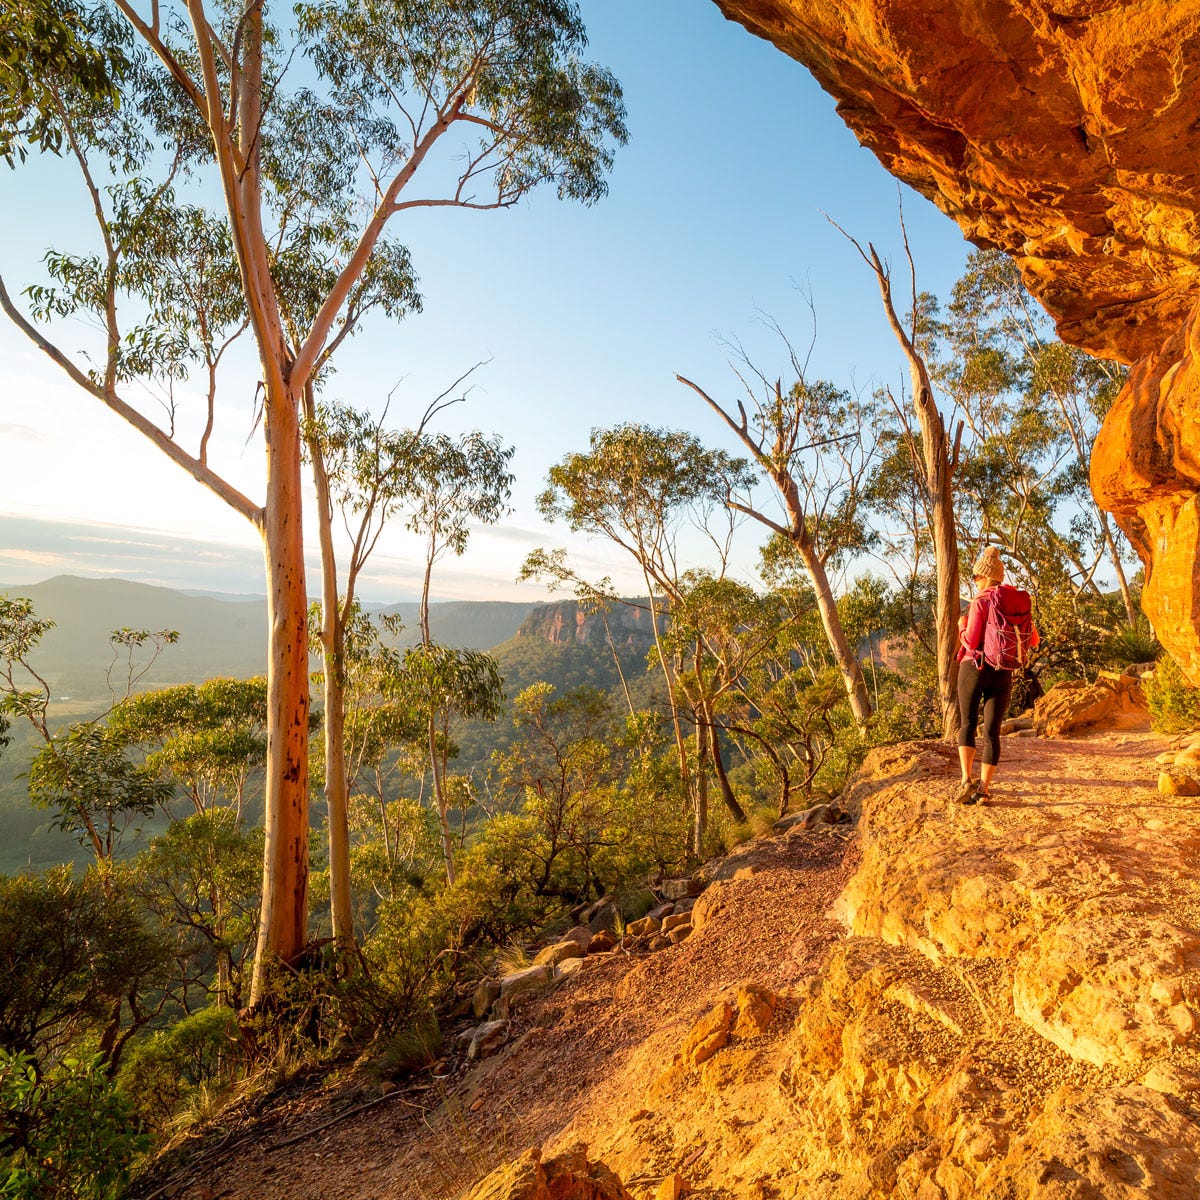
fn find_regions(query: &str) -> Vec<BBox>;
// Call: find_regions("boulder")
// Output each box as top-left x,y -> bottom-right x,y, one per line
581,896 -> 621,933
660,877 -> 703,901
662,912 -> 692,934
681,1001 -> 732,1068
666,925 -> 691,946
533,940 -> 585,968
554,957 -> 585,982
498,964 -> 554,1007
587,930 -> 618,954
654,1175 -> 690,1200
1159,772 -> 1200,797
459,1144 -> 632,1200
690,884 -> 727,933
1034,677 -> 1146,738
626,915 -> 661,937
472,979 -> 501,1019
563,925 -> 594,949
733,983 -> 779,1038
468,1020 -> 510,1061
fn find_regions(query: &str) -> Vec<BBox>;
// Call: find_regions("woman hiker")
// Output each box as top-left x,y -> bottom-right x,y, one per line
955,546 -> 1038,805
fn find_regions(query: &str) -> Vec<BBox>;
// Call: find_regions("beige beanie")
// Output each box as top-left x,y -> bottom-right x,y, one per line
972,545 -> 1005,583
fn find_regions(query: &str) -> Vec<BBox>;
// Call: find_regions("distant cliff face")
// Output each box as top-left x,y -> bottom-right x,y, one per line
709,0 -> 1200,678
516,601 -> 661,650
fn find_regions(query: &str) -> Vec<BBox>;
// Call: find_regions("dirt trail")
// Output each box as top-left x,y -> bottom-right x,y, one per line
136,715 -> 1178,1200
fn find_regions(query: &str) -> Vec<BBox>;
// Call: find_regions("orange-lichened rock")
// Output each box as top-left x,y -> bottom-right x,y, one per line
708,0 -> 1200,676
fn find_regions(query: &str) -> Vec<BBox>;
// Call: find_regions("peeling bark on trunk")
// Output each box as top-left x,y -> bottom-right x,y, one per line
249,379 -> 310,1006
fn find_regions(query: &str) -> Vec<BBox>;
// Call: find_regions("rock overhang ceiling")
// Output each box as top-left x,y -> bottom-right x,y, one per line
711,0 -> 1200,366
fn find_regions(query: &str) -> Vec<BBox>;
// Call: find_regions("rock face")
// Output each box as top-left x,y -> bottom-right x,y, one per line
1092,306 -> 1200,679
516,600 -> 661,650
708,0 -> 1200,676
710,1 -> 1200,364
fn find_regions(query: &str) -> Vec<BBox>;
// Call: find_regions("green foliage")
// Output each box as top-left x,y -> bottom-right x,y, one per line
1145,656 -> 1200,734
537,424 -> 752,554
28,724 -> 171,861
0,1049 -> 146,1200
0,0 -> 126,166
867,660 -> 943,745
116,1006 -> 241,1134
0,596 -> 55,741
108,678 -> 269,817
1104,617 -> 1161,668
358,890 -> 457,1037
0,867 -> 168,1060
130,812 -> 264,1011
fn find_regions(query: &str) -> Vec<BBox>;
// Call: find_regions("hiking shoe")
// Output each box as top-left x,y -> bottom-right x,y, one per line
954,779 -> 977,805
971,789 -> 990,806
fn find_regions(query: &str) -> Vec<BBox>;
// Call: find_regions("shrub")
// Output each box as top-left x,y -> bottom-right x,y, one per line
1105,617 -> 1161,668
0,867 -> 170,1061
117,1006 -> 241,1133
0,1049 -> 147,1200
1145,655 -> 1200,734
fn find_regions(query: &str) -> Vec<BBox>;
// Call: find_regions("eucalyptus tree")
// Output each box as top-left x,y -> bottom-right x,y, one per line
529,424 -> 753,855
491,682 -> 620,901
303,401 -> 512,937
107,677 -> 269,820
678,370 -> 879,733
306,601 -> 423,941
1,0 -> 625,1004
0,598 -> 178,865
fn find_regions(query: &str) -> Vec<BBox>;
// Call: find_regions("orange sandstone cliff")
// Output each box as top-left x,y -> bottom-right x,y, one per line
708,0 -> 1200,677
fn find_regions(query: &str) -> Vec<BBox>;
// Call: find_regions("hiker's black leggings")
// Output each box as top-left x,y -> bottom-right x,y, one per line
957,660 -> 1013,766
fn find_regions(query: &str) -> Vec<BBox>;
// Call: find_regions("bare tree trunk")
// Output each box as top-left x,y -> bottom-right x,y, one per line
641,581 -> 695,844
707,716 -> 746,823
693,698 -> 709,858
863,242 -> 961,740
923,406 -> 962,740
677,373 -> 872,735
600,609 -> 635,716
1099,512 -> 1138,628
430,713 -> 456,885
796,538 -> 874,732
304,393 -> 355,954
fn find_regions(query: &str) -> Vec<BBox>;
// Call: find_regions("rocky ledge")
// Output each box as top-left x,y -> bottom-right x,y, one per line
463,728 -> 1200,1199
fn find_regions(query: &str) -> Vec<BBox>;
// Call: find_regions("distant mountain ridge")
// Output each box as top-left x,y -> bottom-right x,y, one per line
0,577 -> 540,701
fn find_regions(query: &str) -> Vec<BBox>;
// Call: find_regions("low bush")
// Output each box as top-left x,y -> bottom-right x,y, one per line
1145,655 -> 1200,733
0,1049 -> 146,1200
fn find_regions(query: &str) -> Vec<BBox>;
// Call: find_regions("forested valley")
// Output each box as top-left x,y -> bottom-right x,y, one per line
2,1 -> 1194,1196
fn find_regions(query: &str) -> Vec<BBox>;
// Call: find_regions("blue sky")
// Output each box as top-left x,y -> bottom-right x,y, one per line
0,0 -> 975,602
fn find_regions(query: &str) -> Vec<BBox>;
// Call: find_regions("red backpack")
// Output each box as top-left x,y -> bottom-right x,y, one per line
979,584 -> 1034,671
